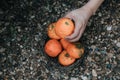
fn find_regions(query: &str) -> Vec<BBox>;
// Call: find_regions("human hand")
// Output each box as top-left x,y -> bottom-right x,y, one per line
64,7 -> 92,42
64,0 -> 104,42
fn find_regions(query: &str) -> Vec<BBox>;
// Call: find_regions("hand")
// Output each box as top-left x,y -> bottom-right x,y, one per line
64,7 -> 92,42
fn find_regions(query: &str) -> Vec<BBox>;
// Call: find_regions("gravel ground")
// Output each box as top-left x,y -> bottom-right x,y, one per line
0,0 -> 120,80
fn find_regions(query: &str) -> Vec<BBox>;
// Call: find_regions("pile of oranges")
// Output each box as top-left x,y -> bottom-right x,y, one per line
44,18 -> 84,66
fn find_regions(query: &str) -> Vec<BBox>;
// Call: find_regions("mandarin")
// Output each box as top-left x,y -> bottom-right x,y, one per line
47,23 -> 60,39
60,38 -> 70,49
44,39 -> 62,57
58,50 -> 76,66
55,18 -> 74,38
67,43 -> 84,59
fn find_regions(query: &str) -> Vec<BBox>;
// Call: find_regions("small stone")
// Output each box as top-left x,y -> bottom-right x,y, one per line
17,37 -> 21,41
107,26 -> 112,31
10,71 -> 15,75
92,69 -> 97,77
95,56 -> 100,62
100,50 -> 106,54
116,54 -> 120,60
116,42 -> 120,47
98,76 -> 101,79
96,52 -> 101,55
87,56 -> 92,62
70,77 -> 79,80
101,32 -> 105,35
107,53 -> 114,58
114,40 -> 117,43
30,67 -> 33,70
106,64 -> 111,69
0,71 -> 3,75
20,45 -> 23,48
5,22 -> 10,26
31,48 -> 35,51
91,45 -> 96,51
31,15 -> 35,19
64,76 -> 69,80
0,48 -> 5,52
98,12 -> 102,17
35,35 -> 39,41
18,28 -> 21,32
80,75 -> 88,80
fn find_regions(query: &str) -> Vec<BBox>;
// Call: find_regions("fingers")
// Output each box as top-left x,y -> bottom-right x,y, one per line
66,24 -> 86,42
65,12 -> 82,40
64,10 -> 86,42
65,22 -> 82,40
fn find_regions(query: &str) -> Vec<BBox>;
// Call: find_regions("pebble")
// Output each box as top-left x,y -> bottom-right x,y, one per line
18,27 -> 21,32
92,69 -> 97,77
63,75 -> 69,80
98,12 -> 102,17
87,56 -> 93,62
30,67 -> 33,70
98,76 -> 101,79
0,71 -> 3,75
116,42 -> 120,47
114,40 -> 117,43
116,54 -> 120,60
91,45 -> 96,51
100,50 -> 106,54
106,25 -> 112,31
107,53 -> 114,58
0,48 -> 5,52
0,0 -> 120,80
96,52 -> 101,55
70,77 -> 79,80
106,64 -> 112,69
30,15 -> 35,19
80,75 -> 88,80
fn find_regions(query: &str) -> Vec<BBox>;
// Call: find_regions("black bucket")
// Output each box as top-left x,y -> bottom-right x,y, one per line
41,33 -> 87,73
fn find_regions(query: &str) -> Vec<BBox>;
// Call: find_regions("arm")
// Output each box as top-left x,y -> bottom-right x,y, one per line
83,0 -> 104,14
65,0 -> 104,42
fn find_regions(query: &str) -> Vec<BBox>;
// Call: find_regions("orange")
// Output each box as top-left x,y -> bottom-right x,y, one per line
55,18 -> 74,38
44,39 -> 62,57
66,43 -> 84,59
60,38 -> 70,49
58,50 -> 76,66
47,23 -> 61,39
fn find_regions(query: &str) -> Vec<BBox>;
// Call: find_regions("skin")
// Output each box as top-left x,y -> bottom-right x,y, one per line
64,0 -> 104,42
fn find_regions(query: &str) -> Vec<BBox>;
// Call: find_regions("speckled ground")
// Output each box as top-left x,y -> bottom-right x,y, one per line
0,0 -> 120,80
